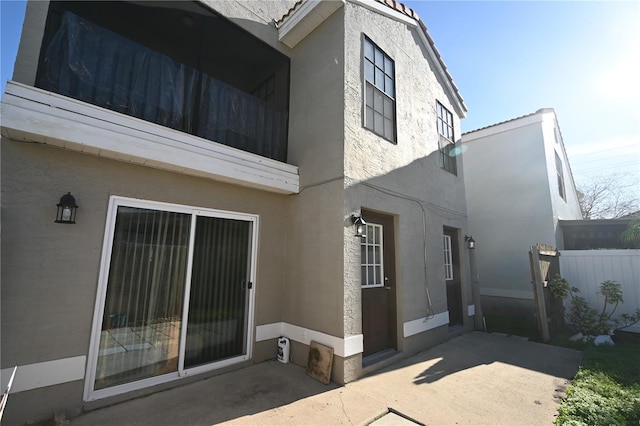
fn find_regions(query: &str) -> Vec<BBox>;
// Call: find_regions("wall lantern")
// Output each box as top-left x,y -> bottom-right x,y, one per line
55,192 -> 78,224
465,235 -> 475,249
351,214 -> 367,239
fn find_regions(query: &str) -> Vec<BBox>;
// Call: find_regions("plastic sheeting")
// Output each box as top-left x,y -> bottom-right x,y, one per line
38,11 -> 288,162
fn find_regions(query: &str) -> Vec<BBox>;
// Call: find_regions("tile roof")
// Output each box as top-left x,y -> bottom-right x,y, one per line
379,0 -> 465,114
275,0 -> 466,114
274,0 -> 303,27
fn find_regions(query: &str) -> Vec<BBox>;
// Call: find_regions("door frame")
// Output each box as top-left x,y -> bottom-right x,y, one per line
361,210 -> 397,357
84,196 -> 258,402
444,226 -> 463,327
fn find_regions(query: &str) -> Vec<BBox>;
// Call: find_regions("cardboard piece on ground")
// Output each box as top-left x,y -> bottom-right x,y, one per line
306,341 -> 333,384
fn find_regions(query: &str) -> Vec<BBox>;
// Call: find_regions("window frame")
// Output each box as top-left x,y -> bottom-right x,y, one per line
555,151 -> 566,201
363,35 -> 397,143
437,101 -> 457,175
361,223 -> 385,288
443,235 -> 454,281
84,196 -> 259,402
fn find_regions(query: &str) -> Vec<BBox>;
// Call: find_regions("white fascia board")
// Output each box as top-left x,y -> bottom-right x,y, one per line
1,82 -> 299,194
462,113 -> 545,143
278,0 -> 345,48
351,0 -> 466,118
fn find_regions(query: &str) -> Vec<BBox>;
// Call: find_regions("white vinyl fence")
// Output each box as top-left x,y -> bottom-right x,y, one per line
559,250 -> 640,333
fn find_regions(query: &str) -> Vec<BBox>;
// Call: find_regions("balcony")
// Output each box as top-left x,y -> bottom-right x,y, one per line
0,1 -> 298,193
36,5 -> 290,163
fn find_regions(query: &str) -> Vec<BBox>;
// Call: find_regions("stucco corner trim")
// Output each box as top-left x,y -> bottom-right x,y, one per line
255,322 -> 363,358
1,356 -> 86,394
403,311 -> 449,338
467,304 -> 475,317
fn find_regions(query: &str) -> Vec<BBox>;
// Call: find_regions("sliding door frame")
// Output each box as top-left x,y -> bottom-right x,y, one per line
83,196 -> 258,402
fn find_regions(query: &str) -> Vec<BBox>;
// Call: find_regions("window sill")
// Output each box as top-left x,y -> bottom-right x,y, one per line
1,81 -> 299,194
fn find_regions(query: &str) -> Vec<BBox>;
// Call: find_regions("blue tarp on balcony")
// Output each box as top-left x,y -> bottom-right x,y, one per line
38,12 -> 288,162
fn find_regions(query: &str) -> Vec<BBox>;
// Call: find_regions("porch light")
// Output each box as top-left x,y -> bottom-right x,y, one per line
465,235 -> 475,249
351,214 -> 367,239
55,192 -> 78,224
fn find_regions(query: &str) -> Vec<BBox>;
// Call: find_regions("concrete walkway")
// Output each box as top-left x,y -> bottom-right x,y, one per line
70,332 -> 582,425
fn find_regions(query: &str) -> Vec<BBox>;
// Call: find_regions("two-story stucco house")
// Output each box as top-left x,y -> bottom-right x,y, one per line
1,0 -> 471,422
461,108 -> 582,318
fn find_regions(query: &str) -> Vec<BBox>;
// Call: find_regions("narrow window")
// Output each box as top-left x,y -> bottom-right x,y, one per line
363,36 -> 396,143
361,223 -> 384,287
555,151 -> 566,201
443,235 -> 453,280
437,101 -> 457,175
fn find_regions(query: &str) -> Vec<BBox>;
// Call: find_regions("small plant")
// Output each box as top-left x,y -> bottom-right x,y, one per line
549,275 -> 640,335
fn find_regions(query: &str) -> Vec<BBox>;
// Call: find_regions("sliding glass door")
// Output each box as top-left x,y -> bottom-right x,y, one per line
185,216 -> 251,368
87,197 -> 257,400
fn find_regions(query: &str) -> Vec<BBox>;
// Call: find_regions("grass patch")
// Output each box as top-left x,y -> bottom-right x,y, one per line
556,338 -> 640,425
483,314 -> 540,340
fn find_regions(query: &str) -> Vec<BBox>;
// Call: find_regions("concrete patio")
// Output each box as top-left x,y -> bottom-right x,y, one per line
69,332 -> 583,425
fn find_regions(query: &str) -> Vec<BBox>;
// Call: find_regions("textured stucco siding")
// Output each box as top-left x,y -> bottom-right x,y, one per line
10,0 -> 48,87
284,7 -> 346,342
201,0 -> 297,55
0,138 -> 288,416
342,2 -> 471,359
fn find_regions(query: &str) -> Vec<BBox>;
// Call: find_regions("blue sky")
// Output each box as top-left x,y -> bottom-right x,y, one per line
405,0 -> 639,196
1,0 -> 638,196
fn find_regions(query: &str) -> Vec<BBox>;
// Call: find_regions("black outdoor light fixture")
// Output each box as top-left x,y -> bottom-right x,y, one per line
55,192 -> 78,224
465,235 -> 475,249
351,214 -> 367,239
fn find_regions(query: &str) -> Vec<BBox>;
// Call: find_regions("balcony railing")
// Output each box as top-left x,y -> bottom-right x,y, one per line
37,12 -> 288,162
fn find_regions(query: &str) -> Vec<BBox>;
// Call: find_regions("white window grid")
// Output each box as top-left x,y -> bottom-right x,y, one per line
363,36 -> 396,143
443,235 -> 453,281
361,223 -> 384,288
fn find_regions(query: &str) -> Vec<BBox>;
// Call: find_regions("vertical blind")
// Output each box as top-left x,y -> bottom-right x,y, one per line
185,216 -> 251,368
95,205 -> 252,391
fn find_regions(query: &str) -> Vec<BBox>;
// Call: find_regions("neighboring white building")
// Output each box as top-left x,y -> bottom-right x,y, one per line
461,108 -> 582,317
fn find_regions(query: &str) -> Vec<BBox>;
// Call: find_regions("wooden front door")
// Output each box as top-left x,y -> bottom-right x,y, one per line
361,211 -> 396,357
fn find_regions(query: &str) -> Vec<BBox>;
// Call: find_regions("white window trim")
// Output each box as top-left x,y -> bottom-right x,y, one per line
361,223 -> 385,288
83,196 -> 258,402
362,35 -> 396,143
443,235 -> 453,281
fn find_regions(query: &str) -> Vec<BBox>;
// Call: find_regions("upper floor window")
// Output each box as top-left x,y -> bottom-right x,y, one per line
363,36 -> 396,143
437,101 -> 457,175
555,151 -> 566,201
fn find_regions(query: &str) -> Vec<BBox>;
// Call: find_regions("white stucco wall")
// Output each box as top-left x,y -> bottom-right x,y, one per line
462,110 -> 582,312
